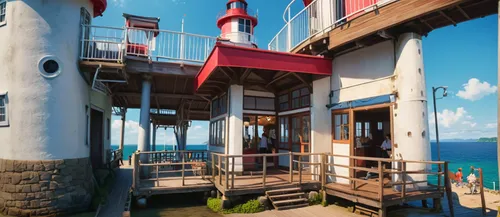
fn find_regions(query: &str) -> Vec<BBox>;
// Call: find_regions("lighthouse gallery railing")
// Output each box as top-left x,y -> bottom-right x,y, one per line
80,25 -> 217,64
268,0 -> 397,52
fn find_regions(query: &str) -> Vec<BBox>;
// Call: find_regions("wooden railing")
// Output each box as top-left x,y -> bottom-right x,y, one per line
107,149 -> 123,169
211,152 -> 324,191
323,154 -> 450,207
132,150 -> 208,191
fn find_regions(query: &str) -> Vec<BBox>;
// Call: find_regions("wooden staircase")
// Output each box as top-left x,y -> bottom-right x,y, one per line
266,187 -> 309,210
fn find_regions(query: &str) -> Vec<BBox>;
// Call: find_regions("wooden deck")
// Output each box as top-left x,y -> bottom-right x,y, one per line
325,181 -> 442,208
214,169 -> 321,196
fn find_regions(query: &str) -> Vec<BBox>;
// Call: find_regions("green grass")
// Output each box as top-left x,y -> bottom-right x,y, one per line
207,198 -> 264,214
308,193 -> 323,206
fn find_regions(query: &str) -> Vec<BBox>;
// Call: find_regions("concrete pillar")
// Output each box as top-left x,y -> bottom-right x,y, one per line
310,77 -> 331,181
152,122 -> 157,152
228,85 -> 244,172
119,108 -> 127,151
393,33 -> 431,189
138,76 -> 152,164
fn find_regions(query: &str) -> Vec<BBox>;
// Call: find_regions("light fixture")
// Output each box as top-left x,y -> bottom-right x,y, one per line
266,116 -> 271,122
243,117 -> 250,127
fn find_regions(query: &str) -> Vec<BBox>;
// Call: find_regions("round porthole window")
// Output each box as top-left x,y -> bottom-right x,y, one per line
38,56 -> 62,78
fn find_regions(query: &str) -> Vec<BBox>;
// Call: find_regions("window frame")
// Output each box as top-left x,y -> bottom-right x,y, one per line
238,18 -> 251,34
211,94 -> 228,117
332,111 -> 350,144
209,118 -> 226,147
0,0 -> 6,27
278,116 -> 289,150
243,96 -> 275,111
278,87 -> 311,112
0,93 -> 8,127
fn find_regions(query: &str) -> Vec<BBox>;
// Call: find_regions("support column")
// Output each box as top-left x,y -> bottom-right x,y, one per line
138,76 -> 152,164
119,108 -> 127,151
393,33 -> 430,190
310,77 -> 331,181
228,85 -> 244,172
152,122 -> 157,152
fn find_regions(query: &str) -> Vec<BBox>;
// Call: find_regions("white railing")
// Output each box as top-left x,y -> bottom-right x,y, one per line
80,25 -> 125,62
80,25 -> 217,64
268,0 -> 397,52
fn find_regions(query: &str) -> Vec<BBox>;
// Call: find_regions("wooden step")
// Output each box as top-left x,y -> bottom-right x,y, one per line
272,198 -> 308,206
275,203 -> 309,210
265,187 -> 301,195
268,192 -> 305,200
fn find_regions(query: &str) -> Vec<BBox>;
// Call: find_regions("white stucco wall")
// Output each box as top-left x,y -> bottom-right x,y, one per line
331,143 -> 350,184
0,0 -> 94,160
331,40 -> 395,103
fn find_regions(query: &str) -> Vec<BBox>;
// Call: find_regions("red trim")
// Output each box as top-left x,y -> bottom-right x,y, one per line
90,0 -> 107,17
194,43 -> 332,91
302,0 -> 313,6
217,10 -> 258,28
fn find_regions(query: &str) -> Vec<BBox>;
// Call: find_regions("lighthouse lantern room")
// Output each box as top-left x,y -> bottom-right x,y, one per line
217,0 -> 258,48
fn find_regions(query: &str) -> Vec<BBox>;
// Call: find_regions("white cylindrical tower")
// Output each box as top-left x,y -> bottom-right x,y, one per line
393,33 -> 431,189
0,0 -> 107,216
217,0 -> 258,48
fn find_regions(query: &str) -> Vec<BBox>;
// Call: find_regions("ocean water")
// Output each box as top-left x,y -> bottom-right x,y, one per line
112,142 -> 499,189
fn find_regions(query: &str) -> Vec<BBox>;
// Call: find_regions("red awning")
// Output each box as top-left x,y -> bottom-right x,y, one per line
303,0 -> 313,6
90,0 -> 107,17
194,42 -> 331,94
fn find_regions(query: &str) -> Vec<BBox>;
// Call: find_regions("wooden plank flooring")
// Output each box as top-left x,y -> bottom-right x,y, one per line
97,166 -> 133,217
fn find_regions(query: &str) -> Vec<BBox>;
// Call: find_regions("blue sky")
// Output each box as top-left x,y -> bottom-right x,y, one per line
100,0 -> 498,145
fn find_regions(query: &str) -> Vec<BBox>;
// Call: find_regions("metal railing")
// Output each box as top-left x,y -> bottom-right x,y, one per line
268,0 -> 397,52
222,32 -> 257,45
80,25 -> 217,64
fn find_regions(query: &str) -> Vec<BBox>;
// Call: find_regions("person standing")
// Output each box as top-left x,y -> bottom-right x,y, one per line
380,134 -> 392,158
259,132 -> 268,154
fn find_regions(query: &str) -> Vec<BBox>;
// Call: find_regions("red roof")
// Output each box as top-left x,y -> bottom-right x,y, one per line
194,43 -> 332,92
90,0 -> 107,17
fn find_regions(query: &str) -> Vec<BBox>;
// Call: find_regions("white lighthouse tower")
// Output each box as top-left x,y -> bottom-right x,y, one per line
0,0 -> 108,216
216,0 -> 258,48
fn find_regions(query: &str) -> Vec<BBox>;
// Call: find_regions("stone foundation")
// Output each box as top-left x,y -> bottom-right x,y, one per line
0,158 -> 94,216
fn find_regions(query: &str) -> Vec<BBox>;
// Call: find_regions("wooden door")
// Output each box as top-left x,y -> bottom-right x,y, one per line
90,109 -> 104,169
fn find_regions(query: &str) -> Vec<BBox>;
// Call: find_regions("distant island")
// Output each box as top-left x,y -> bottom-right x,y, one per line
477,137 -> 497,142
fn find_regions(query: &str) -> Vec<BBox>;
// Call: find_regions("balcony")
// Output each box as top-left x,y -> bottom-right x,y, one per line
80,25 -> 218,65
268,0 -> 396,52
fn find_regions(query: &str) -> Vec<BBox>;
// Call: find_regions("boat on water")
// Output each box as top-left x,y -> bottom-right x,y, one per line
0,0 -> 496,216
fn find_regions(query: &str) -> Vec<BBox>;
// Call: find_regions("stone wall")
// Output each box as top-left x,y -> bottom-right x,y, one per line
0,158 -> 94,216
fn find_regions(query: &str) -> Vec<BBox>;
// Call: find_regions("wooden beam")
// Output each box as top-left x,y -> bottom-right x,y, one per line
218,67 -> 232,80
438,10 -> 457,26
115,92 -> 208,100
266,72 -> 290,87
173,76 -> 178,94
456,5 -> 470,19
182,77 -> 189,94
240,68 -> 252,84
292,73 -> 312,92
419,18 -> 434,30
328,0 -> 466,50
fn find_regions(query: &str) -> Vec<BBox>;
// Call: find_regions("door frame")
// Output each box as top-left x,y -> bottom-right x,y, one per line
90,105 -> 105,167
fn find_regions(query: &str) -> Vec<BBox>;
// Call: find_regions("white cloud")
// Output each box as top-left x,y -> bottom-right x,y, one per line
111,0 -> 126,7
485,123 -> 497,129
461,121 -> 477,128
193,125 -> 203,130
456,78 -> 497,101
430,107 -> 467,128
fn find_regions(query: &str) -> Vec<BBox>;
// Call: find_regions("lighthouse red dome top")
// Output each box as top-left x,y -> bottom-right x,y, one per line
216,0 -> 258,29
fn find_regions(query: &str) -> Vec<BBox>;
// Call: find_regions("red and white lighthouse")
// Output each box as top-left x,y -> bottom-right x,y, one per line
217,0 -> 258,48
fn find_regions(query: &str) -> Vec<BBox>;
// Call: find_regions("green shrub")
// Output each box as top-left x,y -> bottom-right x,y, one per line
207,198 -> 222,213
308,193 -> 323,205
207,198 -> 264,214
321,200 -> 328,207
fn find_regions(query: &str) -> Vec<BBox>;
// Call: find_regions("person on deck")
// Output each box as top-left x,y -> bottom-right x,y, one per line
259,132 -> 268,154
455,168 -> 463,187
380,134 -> 392,158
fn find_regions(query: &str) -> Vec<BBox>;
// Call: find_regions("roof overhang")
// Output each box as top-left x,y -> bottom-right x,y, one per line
90,0 -> 107,17
194,43 -> 332,95
123,13 -> 160,32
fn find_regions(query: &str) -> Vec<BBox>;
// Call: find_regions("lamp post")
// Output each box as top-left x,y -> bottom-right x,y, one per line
432,86 -> 448,162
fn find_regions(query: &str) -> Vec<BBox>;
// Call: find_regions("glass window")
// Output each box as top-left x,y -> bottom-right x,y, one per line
211,95 -> 228,117
238,18 -> 251,33
107,118 -> 111,140
364,122 -> 370,137
243,96 -> 255,109
302,116 -> 310,143
355,122 -> 362,137
0,0 -> 7,26
291,90 -> 300,109
279,94 -> 289,111
279,117 -> 289,149
378,122 -> 383,130
291,117 -> 300,143
0,94 -> 7,126
255,98 -> 274,110
220,119 -> 225,147
333,113 -> 349,141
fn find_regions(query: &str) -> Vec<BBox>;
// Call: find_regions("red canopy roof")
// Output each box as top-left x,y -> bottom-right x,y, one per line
90,0 -> 107,17
194,43 -> 331,93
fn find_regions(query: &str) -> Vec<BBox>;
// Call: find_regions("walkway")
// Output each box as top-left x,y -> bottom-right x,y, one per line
97,164 -> 133,217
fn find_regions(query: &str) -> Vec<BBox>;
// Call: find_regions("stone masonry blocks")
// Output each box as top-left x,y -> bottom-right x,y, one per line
0,158 -> 94,216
